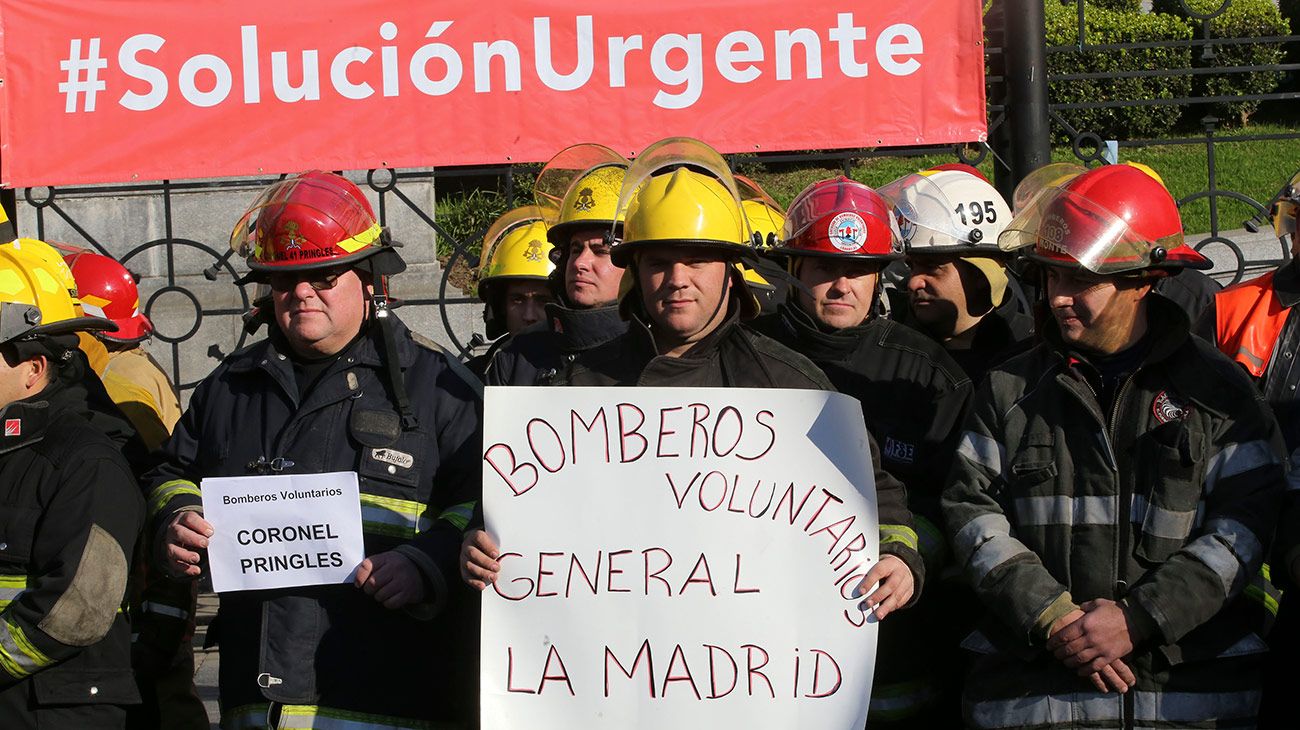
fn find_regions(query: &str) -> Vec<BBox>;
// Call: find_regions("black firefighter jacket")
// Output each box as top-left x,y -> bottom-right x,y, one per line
941,294 -> 1287,729
751,303 -> 973,722
141,316 -> 483,725
556,307 -> 926,601
484,301 -> 627,386
1,378 -> 144,729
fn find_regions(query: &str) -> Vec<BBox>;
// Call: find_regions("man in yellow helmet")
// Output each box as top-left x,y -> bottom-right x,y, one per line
466,206 -> 555,376
461,139 -> 924,637
1,240 -> 145,729
483,144 -> 630,386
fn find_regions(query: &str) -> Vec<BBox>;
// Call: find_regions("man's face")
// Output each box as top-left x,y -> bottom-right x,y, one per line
502,280 -> 552,335
1045,266 -> 1150,354
794,256 -> 880,330
905,255 -> 968,330
565,230 -> 624,308
636,247 -> 733,347
270,266 -> 369,357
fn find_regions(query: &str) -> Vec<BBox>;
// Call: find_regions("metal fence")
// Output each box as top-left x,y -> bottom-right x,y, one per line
8,0 -> 1300,392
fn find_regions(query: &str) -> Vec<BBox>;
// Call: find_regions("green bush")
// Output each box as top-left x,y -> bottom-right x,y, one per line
1045,0 -> 1194,140
1153,0 -> 1289,125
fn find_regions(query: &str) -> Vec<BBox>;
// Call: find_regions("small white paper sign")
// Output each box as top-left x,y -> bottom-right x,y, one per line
201,471 -> 365,593
481,387 -> 880,730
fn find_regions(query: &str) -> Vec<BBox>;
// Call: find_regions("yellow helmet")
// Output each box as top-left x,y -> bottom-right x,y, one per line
614,138 -> 750,267
742,199 -> 785,250
739,199 -> 786,291
1,240 -> 115,346
477,206 -> 555,301
534,143 -> 630,247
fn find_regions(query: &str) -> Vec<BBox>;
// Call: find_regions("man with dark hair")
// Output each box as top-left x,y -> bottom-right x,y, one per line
483,144 -> 630,386
944,162 -> 1284,729
1,240 -> 144,729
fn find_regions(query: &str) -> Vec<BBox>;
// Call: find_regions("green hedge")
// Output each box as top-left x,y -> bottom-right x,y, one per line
1045,0 -> 1194,140
1152,0 -> 1289,124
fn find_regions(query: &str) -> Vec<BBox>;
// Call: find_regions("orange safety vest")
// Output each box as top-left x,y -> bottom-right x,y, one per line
1214,270 -> 1292,377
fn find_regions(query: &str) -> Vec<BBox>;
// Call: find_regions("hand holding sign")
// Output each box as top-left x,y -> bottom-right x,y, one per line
161,511 -> 214,579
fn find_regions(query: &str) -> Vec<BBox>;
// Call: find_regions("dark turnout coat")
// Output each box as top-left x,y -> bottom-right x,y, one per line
141,317 -> 482,727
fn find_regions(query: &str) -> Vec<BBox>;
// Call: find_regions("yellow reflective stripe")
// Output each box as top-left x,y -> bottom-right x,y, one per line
913,515 -> 947,563
0,617 -> 52,679
148,479 -> 201,517
0,575 -> 26,608
880,524 -> 919,552
277,704 -> 442,729
221,703 -> 271,730
359,493 -> 430,539
1245,563 -> 1282,616
335,223 -> 383,255
437,501 -> 475,532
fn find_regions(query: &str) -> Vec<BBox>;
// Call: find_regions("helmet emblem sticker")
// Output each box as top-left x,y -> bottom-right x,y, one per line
524,238 -> 545,263
897,214 -> 916,243
574,187 -> 596,212
277,220 -> 304,251
828,212 -> 868,252
1038,213 -> 1071,253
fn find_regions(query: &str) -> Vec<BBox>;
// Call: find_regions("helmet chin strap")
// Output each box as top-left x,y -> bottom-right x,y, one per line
364,259 -> 418,430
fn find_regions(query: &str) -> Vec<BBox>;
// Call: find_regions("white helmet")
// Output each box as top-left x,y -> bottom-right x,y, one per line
880,168 -> 1015,309
880,169 -> 1013,253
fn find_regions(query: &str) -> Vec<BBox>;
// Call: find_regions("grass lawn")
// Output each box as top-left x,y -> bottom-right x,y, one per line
435,122 -> 1300,268
743,122 -> 1300,237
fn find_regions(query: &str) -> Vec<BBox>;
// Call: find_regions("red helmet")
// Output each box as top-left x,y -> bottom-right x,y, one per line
231,171 -> 402,279
1001,163 -> 1210,273
769,177 -> 903,261
63,251 -> 153,342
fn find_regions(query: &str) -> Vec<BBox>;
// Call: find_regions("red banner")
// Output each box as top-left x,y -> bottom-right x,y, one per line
0,1 -> 986,187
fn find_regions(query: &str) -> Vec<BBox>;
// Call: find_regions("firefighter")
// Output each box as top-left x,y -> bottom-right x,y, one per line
1200,167 -> 1300,729
58,248 -> 206,730
63,250 -> 181,449
461,137 -> 923,629
466,206 -> 554,376
1,240 -> 144,729
884,167 -> 1035,384
749,176 -> 971,725
145,171 -> 483,729
484,144 -> 630,386
942,162 -> 1285,728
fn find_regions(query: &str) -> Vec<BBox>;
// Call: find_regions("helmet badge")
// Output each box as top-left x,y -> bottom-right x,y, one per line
277,220 -> 305,251
1038,213 -> 1071,253
574,187 -> 596,212
828,212 -> 867,252
524,238 -> 545,263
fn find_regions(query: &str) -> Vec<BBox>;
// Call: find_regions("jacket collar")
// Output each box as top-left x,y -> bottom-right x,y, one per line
774,302 -> 880,361
627,305 -> 743,361
545,301 -> 628,352
227,316 -> 419,375
0,386 -> 57,454
1273,257 -> 1300,308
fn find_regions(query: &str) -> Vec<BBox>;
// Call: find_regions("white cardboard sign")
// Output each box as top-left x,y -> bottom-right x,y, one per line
481,387 -> 880,729
201,471 -> 365,593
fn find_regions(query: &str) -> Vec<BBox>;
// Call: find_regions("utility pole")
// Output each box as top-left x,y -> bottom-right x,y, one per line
993,0 -> 1052,203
